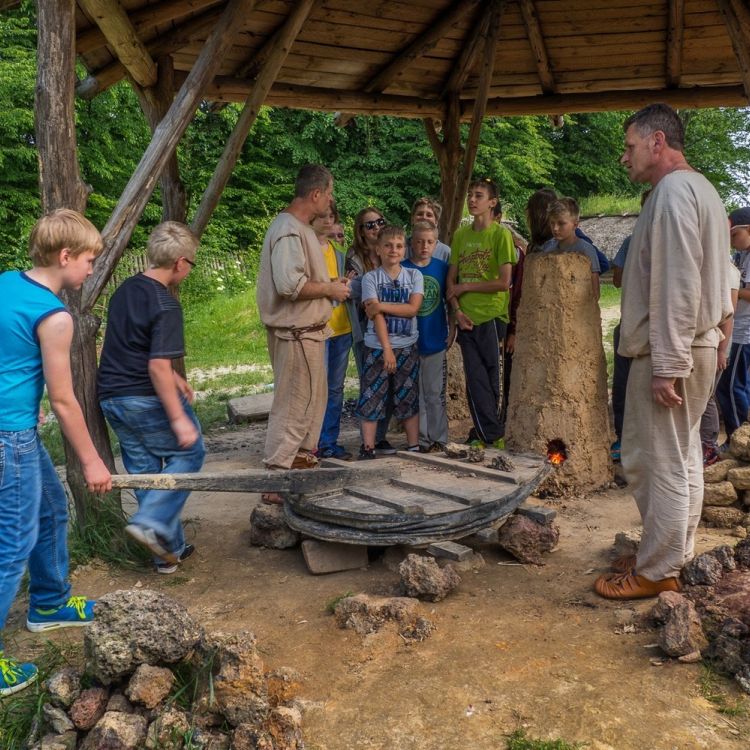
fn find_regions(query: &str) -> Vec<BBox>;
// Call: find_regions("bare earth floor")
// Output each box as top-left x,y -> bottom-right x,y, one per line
6,421 -> 750,750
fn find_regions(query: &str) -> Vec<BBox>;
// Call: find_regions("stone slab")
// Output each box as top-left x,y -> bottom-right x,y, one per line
468,527 -> 500,544
426,540 -> 474,561
227,392 -> 274,424
517,500 -> 557,525
301,539 -> 368,575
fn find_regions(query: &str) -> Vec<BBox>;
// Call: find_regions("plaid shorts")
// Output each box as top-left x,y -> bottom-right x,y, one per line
355,344 -> 420,422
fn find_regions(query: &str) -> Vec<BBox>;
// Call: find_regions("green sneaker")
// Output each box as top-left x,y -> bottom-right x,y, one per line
0,651 -> 37,697
468,439 -> 485,449
26,596 -> 95,633
493,438 -> 506,450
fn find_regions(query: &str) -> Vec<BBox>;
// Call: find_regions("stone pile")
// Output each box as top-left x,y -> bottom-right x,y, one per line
28,590 -> 304,750
702,423 -> 750,530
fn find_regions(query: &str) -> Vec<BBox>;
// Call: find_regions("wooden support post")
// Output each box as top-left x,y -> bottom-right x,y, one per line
666,0 -> 684,87
191,0 -> 316,237
82,0 -> 257,311
35,0 -> 116,525
717,0 -> 750,103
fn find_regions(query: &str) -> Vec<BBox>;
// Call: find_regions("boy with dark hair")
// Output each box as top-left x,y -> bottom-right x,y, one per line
0,209 -> 112,697
447,178 -> 515,448
98,221 -> 205,573
356,225 -> 424,459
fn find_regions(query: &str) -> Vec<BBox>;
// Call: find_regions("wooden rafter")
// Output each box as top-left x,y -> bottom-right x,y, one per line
76,5 -> 222,98
717,0 -> 750,102
518,0 -> 555,94
191,0 -> 317,237
78,0 -> 158,88
666,0 -> 684,87
76,0 -> 222,55
441,5 -> 489,96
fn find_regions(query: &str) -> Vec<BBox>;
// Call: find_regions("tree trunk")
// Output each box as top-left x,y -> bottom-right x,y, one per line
35,0 -> 117,526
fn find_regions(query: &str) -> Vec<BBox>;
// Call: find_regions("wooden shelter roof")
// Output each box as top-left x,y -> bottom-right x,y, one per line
68,0 -> 750,117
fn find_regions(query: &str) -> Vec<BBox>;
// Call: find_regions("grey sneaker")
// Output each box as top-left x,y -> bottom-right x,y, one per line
125,524 -> 178,564
155,544 -> 195,574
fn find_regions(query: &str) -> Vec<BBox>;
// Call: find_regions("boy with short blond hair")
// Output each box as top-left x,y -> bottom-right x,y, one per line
0,209 -> 112,696
542,197 -> 601,299
356,225 -> 424,459
403,220 -> 452,451
98,221 -> 205,573
407,197 -> 451,263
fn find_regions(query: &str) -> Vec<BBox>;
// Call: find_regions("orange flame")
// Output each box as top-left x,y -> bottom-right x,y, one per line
547,439 -> 567,465
548,451 -> 566,465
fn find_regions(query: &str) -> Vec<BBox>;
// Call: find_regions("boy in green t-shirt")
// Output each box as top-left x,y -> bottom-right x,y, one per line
447,178 -> 515,447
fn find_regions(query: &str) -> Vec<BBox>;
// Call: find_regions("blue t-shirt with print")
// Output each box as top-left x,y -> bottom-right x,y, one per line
361,266 -> 423,350
403,257 -> 448,355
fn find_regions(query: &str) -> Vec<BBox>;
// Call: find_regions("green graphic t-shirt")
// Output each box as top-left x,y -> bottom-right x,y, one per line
450,223 -> 515,324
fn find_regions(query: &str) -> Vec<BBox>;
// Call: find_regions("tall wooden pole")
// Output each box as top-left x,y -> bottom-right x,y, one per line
35,0 -> 116,525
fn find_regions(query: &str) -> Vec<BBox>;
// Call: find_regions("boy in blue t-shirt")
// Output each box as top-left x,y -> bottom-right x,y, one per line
0,209 -> 112,697
355,225 -> 424,459
403,220 -> 453,451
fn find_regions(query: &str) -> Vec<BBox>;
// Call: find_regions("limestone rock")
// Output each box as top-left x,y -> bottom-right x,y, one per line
44,667 -> 82,709
231,724 -> 274,750
735,538 -> 750,569
444,442 -> 468,459
40,732 -> 77,750
126,664 -> 175,709
704,459 -> 741,484
740,490 -> 750,508
84,589 -> 202,684
267,706 -> 303,750
249,504 -> 300,549
682,553 -> 724,586
649,591 -> 707,657
398,554 -> 461,602
80,711 -> 148,750
613,529 -> 641,557
265,667 -> 303,707
145,706 -> 191,749
702,506 -> 745,528
727,466 -> 750,490
106,691 -> 134,714
729,423 -> 750,460
42,703 -> 74,734
189,728 -> 230,750
497,514 -> 559,564
334,594 -> 433,640
466,445 -> 485,463
70,686 -> 109,730
703,481 -> 738,506
202,631 -> 269,728
710,545 -> 737,572
704,633 -> 747,677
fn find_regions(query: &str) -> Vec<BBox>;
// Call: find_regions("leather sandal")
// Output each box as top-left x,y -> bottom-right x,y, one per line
290,452 -> 319,470
611,555 -> 637,573
594,572 -> 680,600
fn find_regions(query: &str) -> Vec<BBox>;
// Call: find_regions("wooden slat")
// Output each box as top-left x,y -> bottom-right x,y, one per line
396,450 -> 520,483
391,477 -> 506,506
519,0 -> 555,93
346,485 -> 426,514
666,0 -> 685,86
716,0 -> 750,102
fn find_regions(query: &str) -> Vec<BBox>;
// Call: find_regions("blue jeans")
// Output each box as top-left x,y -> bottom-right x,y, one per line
100,396 -> 205,559
319,333 -> 352,451
0,428 -> 71,639
716,343 -> 750,439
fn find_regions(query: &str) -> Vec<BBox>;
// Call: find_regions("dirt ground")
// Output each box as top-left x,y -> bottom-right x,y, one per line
7,418 -> 750,750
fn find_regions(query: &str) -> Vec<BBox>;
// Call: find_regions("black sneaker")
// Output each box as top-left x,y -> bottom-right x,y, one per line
358,445 -> 376,460
155,544 -> 196,575
374,439 -> 397,455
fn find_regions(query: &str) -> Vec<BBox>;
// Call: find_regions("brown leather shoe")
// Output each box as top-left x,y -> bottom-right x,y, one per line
611,555 -> 637,573
594,572 -> 680,600
290,452 -> 319,470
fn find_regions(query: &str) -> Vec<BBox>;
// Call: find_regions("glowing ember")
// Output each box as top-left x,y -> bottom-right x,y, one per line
547,439 -> 567,465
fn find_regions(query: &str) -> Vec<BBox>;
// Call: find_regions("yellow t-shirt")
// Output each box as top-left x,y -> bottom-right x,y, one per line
323,242 -> 352,336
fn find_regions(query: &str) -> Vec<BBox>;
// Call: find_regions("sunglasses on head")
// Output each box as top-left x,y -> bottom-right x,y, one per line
363,218 -> 386,231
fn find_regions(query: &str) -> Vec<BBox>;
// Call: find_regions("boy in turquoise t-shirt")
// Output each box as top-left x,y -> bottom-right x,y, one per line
447,178 -> 515,446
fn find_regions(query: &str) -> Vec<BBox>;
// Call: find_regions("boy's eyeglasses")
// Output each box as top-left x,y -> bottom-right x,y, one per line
182,257 -> 196,267
363,218 -> 386,231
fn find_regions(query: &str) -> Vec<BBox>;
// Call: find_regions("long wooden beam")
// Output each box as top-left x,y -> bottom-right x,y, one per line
76,5 -> 222,99
441,5 -> 489,96
191,0 -> 316,237
666,0 -> 684,87
519,0 -> 555,94
78,0 -> 158,88
82,0 -> 256,311
717,0 -> 750,102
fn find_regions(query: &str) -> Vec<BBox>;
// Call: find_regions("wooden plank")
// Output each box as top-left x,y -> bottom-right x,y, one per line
717,0 -> 750,102
667,0 -> 684,86
396,450 -> 520,484
519,0 -> 555,93
391,477 -> 494,506
346,485 -> 425,514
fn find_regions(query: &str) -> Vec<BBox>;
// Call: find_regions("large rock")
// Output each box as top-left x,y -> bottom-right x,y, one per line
267,706 -> 304,750
398,554 -> 461,602
202,631 -> 269,728
727,465 -> 750,490
702,506 -> 745,528
80,711 -> 148,750
613,529 -> 641,557
497,514 -> 559,564
85,590 -> 202,684
42,703 -> 74,734
44,667 -> 81,709
69,687 -> 109,730
265,667 -> 303,707
333,594 -> 433,640
729,423 -> 750,460
145,706 -> 191,749
682,553 -> 725,586
704,459 -> 741,484
231,725 -> 274,750
39,732 -> 77,750
703,481 -> 738,506
735,538 -> 750,569
249,505 -> 300,549
126,664 -> 175,709
650,591 -> 708,657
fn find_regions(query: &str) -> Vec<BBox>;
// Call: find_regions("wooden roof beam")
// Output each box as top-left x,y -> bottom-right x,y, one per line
78,0 -> 158,88
77,0 -> 223,55
518,0 -> 555,94
666,0 -> 684,87
76,6 -> 221,99
336,0 -> 480,126
441,5 -> 490,96
717,0 -> 750,102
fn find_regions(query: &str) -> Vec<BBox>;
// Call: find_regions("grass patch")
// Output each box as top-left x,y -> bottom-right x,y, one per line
579,193 -> 642,216
699,664 -> 749,717
599,282 -> 621,310
506,728 -> 584,750
325,591 -> 355,614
